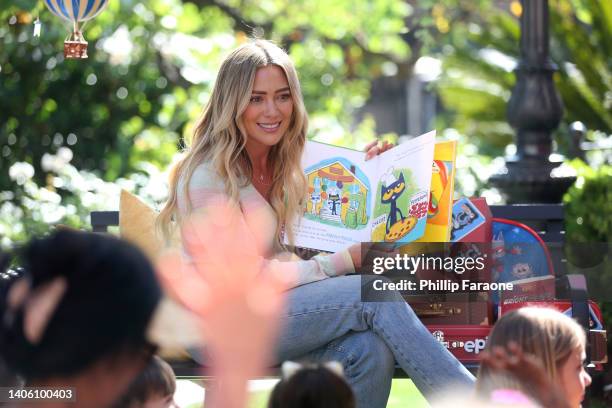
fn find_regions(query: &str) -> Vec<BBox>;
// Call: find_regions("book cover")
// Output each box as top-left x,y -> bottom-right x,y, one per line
415,140 -> 457,242
290,131 -> 436,252
499,275 -> 556,306
450,197 -> 487,242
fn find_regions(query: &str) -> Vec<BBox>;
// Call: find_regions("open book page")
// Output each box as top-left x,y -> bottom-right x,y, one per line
289,131 -> 436,252
289,142 -> 378,252
370,130 -> 436,244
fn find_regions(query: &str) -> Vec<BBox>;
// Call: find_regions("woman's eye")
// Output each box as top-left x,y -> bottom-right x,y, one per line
279,94 -> 291,101
250,96 -> 262,103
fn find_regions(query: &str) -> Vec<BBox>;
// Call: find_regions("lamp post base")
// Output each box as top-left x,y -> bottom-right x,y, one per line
490,157 -> 576,204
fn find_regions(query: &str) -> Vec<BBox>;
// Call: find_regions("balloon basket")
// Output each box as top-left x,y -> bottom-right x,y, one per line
64,31 -> 88,59
64,39 -> 88,59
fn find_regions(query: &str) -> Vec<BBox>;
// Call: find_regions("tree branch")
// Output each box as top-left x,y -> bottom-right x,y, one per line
183,0 -> 272,35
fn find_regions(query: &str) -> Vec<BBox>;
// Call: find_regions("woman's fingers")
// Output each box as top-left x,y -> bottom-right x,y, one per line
381,141 -> 395,153
364,140 -> 395,161
363,140 -> 379,152
364,145 -> 380,161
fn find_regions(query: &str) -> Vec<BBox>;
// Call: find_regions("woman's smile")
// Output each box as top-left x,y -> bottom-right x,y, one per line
258,121 -> 282,132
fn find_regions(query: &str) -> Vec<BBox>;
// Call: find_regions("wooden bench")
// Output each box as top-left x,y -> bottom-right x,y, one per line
92,204 -> 565,237
92,204 -> 599,377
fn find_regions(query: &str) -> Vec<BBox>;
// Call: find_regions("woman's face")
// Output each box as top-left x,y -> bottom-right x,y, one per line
242,65 -> 294,150
556,348 -> 591,407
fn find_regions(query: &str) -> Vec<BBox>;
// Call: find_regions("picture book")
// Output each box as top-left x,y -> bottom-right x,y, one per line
415,140 -> 457,242
499,275 -> 555,306
450,197 -> 486,242
288,131 -> 436,252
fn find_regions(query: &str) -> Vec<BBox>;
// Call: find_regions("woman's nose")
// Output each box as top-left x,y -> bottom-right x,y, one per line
264,99 -> 280,116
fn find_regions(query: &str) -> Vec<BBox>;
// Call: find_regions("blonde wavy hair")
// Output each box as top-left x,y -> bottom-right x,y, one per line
475,307 -> 586,399
157,40 -> 308,246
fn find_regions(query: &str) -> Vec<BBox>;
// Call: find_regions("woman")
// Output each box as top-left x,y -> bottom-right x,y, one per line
158,39 -> 474,407
476,307 -> 592,408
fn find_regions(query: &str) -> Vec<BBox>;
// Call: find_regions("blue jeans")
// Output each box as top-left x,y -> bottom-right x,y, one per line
274,275 -> 475,408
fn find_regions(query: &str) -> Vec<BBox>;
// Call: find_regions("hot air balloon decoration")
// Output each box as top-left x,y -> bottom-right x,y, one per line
43,0 -> 109,59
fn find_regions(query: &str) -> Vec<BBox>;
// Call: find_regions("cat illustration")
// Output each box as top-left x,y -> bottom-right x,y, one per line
328,192 -> 341,215
381,172 -> 406,234
452,204 -> 477,232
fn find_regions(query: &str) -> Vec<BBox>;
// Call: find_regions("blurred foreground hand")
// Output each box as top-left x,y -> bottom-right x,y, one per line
156,201 -> 296,408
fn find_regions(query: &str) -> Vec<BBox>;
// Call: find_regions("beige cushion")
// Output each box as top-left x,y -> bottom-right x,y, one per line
119,189 -> 165,261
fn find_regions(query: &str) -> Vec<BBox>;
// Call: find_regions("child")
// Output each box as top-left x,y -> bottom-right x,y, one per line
268,361 -> 355,408
114,355 -> 177,408
0,230 -> 163,407
476,307 -> 592,408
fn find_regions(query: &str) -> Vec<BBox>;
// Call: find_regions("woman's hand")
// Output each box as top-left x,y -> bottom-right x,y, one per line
364,140 -> 395,161
348,242 -> 397,270
348,243 -> 367,269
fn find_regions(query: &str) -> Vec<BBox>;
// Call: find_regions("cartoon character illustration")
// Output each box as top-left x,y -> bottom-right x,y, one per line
303,159 -> 371,229
310,191 -> 321,215
379,169 -> 418,242
458,243 -> 484,261
511,262 -> 534,280
381,170 -> 406,234
345,190 -> 365,229
451,204 -> 477,238
327,185 -> 341,216
428,160 -> 448,218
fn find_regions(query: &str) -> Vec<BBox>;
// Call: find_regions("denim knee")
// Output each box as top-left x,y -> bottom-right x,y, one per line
362,331 -> 395,372
361,275 -> 406,303
341,331 -> 395,378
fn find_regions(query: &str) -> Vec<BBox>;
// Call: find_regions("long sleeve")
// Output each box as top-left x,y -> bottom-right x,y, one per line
178,163 -> 355,289
270,248 -> 355,287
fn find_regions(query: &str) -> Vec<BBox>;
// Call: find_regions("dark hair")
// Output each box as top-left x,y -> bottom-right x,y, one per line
0,230 -> 162,380
113,355 -> 176,407
268,363 -> 355,408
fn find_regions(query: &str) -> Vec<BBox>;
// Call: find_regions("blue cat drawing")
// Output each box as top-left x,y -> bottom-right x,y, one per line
381,172 -> 406,234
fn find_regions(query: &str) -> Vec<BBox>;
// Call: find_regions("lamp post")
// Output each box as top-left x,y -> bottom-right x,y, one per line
490,0 -> 576,203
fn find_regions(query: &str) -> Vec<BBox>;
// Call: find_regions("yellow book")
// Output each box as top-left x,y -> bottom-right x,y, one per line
415,140 -> 457,242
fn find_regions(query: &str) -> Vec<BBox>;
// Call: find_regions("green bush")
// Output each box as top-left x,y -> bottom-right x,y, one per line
0,150 -> 167,249
563,161 -> 612,366
564,160 -> 612,243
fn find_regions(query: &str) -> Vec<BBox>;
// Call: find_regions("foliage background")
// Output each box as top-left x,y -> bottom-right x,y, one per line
1,0 -> 610,248
1,0 -> 611,404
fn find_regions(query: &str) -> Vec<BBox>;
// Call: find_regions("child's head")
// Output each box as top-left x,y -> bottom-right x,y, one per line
268,361 -> 355,408
0,230 -> 162,406
476,307 -> 591,408
114,355 -> 177,408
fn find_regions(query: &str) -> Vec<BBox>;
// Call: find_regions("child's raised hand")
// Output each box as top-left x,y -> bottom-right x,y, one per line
156,202 -> 295,408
